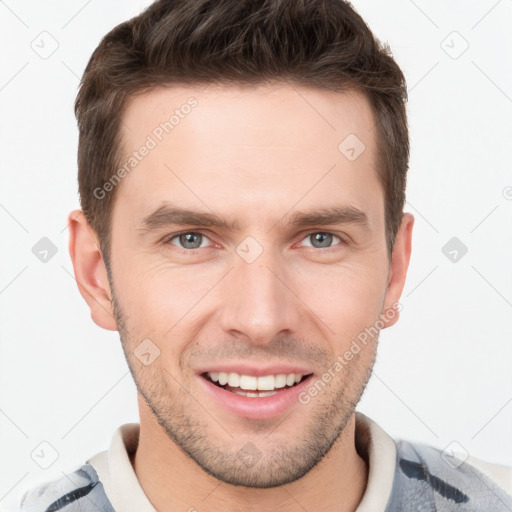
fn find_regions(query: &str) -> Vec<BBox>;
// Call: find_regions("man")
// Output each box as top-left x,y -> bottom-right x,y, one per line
19,0 -> 512,511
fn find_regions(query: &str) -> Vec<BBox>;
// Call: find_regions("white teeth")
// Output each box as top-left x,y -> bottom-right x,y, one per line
227,372 -> 240,387
257,390 -> 278,397
274,374 -> 287,388
233,390 -> 279,398
239,375 -> 258,390
257,375 -> 275,390
231,389 -> 279,398
206,371 -> 307,391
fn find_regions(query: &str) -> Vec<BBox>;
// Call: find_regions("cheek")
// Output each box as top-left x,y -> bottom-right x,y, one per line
111,257 -> 218,351
293,261 -> 388,342
111,237 -> 389,355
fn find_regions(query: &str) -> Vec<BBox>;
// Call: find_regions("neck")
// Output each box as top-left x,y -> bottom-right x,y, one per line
132,405 -> 368,512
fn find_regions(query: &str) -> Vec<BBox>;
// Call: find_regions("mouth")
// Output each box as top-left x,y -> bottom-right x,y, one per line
201,371 -> 313,398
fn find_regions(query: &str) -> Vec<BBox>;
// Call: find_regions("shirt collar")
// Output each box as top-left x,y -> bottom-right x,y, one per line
87,411 -> 397,512
354,411 -> 397,511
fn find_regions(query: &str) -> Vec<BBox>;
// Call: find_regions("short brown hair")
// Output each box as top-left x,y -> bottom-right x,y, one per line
75,0 -> 408,267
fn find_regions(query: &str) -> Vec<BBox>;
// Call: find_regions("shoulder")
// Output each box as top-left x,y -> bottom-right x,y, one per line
462,452 -> 512,495
388,439 -> 512,511
19,463 -> 115,512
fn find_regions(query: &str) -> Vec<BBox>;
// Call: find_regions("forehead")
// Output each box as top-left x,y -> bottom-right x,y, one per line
114,83 -> 382,230
121,83 -> 376,152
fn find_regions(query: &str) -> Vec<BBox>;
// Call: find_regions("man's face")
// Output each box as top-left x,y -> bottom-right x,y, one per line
105,84 -> 400,487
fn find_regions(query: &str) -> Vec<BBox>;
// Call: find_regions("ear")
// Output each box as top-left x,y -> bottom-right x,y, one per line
381,212 -> 414,328
68,209 -> 117,331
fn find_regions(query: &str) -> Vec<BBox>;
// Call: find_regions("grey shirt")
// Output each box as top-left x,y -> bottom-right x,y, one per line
19,412 -> 512,511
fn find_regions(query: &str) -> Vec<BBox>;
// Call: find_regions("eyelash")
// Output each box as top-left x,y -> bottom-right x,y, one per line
161,230 -> 346,254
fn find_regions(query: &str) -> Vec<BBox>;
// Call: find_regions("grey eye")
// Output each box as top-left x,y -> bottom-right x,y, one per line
173,232 -> 206,250
306,232 -> 337,249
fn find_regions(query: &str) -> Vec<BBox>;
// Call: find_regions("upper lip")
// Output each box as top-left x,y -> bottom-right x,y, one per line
196,363 -> 314,377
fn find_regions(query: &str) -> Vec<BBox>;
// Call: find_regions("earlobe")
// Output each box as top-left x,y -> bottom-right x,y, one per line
68,209 -> 118,331
382,212 -> 414,328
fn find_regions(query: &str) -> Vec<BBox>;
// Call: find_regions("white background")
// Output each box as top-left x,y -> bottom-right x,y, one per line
0,1 -> 511,510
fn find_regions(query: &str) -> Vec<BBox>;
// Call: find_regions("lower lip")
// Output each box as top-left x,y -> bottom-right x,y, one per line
198,374 -> 314,420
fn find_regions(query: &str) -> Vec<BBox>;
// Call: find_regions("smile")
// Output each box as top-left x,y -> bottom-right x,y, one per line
198,370 -> 315,419
203,371 -> 311,397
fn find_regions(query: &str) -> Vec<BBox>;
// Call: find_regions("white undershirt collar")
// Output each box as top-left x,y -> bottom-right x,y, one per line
87,411 -> 397,512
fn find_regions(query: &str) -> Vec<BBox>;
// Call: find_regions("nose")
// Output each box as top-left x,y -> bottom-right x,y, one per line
217,248 -> 302,346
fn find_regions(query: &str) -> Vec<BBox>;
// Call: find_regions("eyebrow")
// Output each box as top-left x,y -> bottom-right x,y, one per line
137,203 -> 369,234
